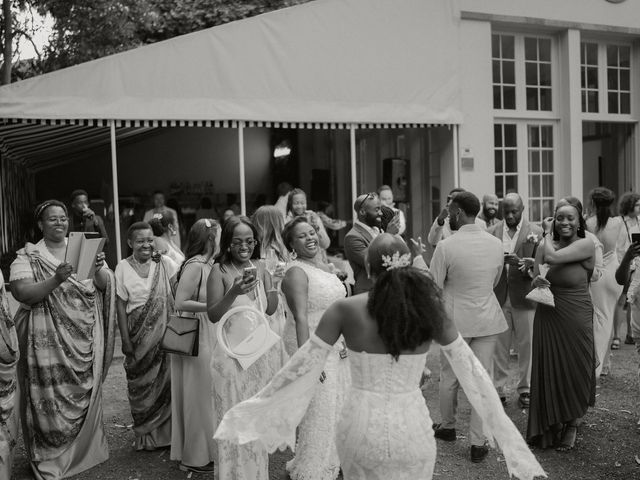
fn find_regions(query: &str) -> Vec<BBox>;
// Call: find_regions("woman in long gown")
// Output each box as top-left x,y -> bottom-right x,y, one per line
252,206 -> 289,337
170,218 -> 219,473
585,188 -> 624,377
115,221 -> 178,451
10,200 -> 116,479
527,200 -> 596,450
280,217 -> 349,480
0,269 -> 18,480
206,216 -> 287,480
214,233 -> 545,480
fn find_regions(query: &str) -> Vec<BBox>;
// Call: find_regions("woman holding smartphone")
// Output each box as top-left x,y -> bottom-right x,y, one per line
206,216 -> 287,480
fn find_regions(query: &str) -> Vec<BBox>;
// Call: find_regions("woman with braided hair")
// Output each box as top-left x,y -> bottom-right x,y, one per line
215,233 -> 545,480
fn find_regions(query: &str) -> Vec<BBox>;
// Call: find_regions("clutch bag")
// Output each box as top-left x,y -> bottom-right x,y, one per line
161,313 -> 199,356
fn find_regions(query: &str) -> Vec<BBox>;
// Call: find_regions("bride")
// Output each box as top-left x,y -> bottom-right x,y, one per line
280,216 -> 349,480
215,233 -> 546,480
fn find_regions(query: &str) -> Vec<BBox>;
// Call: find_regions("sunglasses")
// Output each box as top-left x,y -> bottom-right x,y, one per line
356,192 -> 378,211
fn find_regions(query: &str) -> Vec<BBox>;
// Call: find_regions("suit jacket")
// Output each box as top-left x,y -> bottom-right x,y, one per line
489,220 -> 543,309
430,224 -> 507,337
344,223 -> 375,294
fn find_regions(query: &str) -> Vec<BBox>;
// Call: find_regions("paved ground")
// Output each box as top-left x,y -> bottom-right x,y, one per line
11,336 -> 640,479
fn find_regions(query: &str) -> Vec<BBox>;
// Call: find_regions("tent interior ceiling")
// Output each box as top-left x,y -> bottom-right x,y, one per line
0,124 -> 159,172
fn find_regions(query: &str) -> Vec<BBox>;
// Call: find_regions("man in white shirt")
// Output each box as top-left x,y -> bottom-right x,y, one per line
427,188 -> 487,246
430,191 -> 506,464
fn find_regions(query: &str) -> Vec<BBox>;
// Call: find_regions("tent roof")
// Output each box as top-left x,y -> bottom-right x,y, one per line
0,0 -> 462,125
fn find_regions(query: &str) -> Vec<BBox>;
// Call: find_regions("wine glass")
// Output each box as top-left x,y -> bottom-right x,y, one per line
264,248 -> 279,276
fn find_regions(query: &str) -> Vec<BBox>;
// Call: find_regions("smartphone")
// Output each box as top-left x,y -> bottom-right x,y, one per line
243,266 -> 257,283
632,233 -> 640,244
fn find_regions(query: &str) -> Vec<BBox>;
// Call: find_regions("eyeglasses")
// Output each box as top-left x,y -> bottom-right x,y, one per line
231,239 -> 257,248
355,192 -> 378,211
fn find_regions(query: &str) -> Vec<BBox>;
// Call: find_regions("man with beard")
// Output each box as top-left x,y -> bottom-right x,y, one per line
430,191 -> 506,464
478,194 -> 500,229
344,192 -> 383,294
427,188 -> 488,246
489,193 -> 542,408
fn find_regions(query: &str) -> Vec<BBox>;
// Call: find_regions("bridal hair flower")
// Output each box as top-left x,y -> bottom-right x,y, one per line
381,251 -> 412,271
526,232 -> 540,244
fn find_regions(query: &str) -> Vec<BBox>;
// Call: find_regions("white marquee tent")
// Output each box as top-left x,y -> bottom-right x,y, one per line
0,0 -> 463,258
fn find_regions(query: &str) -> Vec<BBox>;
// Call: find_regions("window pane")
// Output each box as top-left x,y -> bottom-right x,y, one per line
581,91 -> 587,112
608,68 -> 618,90
580,43 -> 586,64
542,150 -> 553,171
608,92 -> 619,114
542,175 -> 553,196
539,39 -> 551,62
525,37 -> 537,60
607,45 -> 617,67
586,67 -> 598,89
529,150 -> 540,172
492,34 -> 500,58
494,124 -> 502,147
621,92 -> 630,114
529,200 -> 541,222
529,175 -> 541,196
505,150 -> 517,172
542,199 -> 554,219
503,61 -> 515,84
620,69 -> 630,91
587,91 -> 598,112
526,62 -> 538,85
504,124 -> 517,147
528,126 -> 539,148
540,88 -> 552,111
526,87 -> 538,110
505,175 -> 517,194
495,177 -> 504,199
538,64 -> 551,87
495,151 -> 503,173
492,60 -> 501,83
493,86 -> 502,109
581,68 -> 587,89
502,35 -> 515,59
586,43 -> 597,65
620,46 -> 630,68
541,126 -> 553,148
503,87 -> 516,109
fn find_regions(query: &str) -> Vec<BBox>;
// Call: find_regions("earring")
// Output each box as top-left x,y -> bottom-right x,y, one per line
290,250 -> 297,260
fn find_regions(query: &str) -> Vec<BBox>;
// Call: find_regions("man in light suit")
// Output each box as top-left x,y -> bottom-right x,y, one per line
430,191 -> 506,464
489,193 -> 543,409
427,187 -> 487,246
344,193 -> 383,294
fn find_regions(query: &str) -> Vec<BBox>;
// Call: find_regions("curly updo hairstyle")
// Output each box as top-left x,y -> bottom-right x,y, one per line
366,234 -> 446,359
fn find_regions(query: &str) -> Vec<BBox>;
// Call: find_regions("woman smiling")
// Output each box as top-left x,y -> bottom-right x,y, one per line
10,200 -> 116,479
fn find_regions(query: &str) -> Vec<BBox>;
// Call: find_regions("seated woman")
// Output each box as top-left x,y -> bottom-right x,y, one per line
115,222 -> 179,451
0,268 -> 18,480
215,233 -> 545,480
10,200 -> 116,479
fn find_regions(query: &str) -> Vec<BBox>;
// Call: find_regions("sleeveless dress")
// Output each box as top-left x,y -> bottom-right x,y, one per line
283,261 -> 349,480
211,285 -> 288,480
337,350 -> 435,479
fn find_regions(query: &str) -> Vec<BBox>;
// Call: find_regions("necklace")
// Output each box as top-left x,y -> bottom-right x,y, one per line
129,255 -> 151,278
43,239 -> 66,262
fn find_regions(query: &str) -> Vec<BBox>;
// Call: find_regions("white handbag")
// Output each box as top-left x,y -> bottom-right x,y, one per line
525,264 -> 555,307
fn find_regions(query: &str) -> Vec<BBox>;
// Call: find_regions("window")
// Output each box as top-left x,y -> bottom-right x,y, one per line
607,45 -> 631,114
581,42 -> 598,113
492,35 -> 516,110
527,125 -> 554,222
525,38 -> 552,111
494,124 -> 518,198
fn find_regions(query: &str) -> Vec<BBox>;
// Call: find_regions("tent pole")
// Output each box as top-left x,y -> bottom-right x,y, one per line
453,124 -> 460,188
110,121 -> 122,262
238,122 -> 246,216
350,124 -> 357,222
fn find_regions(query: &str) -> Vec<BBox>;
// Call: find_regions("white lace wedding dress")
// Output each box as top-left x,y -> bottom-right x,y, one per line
215,334 -> 546,480
283,261 -> 349,480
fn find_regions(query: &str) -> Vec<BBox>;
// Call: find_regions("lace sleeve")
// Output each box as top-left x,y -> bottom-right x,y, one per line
214,332 -> 333,452
441,335 -> 547,480
9,251 -> 34,282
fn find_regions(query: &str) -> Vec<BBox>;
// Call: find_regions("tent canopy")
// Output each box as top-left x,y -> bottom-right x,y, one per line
0,0 -> 462,125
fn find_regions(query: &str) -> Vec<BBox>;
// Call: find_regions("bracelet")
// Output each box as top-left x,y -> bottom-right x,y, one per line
267,288 -> 279,293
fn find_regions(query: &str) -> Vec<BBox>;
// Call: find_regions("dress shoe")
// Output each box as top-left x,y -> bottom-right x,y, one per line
518,392 -> 531,408
470,444 -> 489,463
179,462 -> 214,473
432,423 -> 456,441
625,334 -> 635,345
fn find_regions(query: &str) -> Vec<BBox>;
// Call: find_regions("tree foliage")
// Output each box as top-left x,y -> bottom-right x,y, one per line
34,0 -> 312,74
